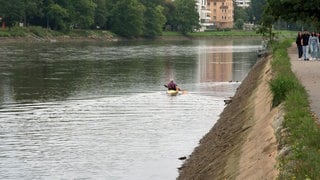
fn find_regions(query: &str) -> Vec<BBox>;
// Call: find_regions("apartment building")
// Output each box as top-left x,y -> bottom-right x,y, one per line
196,0 -> 213,31
234,0 -> 250,8
207,0 -> 234,29
196,0 -> 234,31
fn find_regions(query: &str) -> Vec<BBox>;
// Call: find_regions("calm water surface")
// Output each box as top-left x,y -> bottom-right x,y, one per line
0,39 -> 262,179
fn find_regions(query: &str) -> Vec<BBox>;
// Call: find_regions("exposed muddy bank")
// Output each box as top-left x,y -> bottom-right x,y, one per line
178,55 -> 281,179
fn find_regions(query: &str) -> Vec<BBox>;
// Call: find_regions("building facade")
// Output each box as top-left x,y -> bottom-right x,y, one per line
196,0 -> 234,31
196,0 -> 213,31
207,0 -> 234,29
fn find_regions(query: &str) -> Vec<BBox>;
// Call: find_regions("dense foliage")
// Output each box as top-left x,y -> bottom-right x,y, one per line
248,0 -> 266,24
173,0 -> 199,35
233,0 -> 266,30
261,0 -> 320,31
266,0 -> 320,28
234,0 -> 302,32
0,0 -> 199,37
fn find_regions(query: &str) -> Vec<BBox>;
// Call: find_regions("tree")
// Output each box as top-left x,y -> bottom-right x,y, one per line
234,19 -> 245,30
234,5 -> 249,29
234,6 -> 249,23
248,0 -> 266,24
162,0 -> 176,31
47,3 -> 69,30
257,2 -> 276,41
93,0 -> 108,29
173,0 -> 200,34
266,0 -> 320,28
70,0 -> 97,29
110,0 -> 145,37
142,5 -> 166,37
23,0 -> 44,26
0,0 -> 24,28
139,0 -> 166,37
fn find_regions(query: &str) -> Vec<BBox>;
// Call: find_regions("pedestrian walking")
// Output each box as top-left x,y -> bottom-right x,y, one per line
296,31 -> 303,60
317,32 -> 320,60
302,30 -> 310,61
309,32 -> 319,60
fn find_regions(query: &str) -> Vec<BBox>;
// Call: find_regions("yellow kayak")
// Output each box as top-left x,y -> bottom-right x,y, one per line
167,90 -> 180,96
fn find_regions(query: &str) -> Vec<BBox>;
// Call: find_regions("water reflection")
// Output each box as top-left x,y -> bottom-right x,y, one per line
0,39 -> 262,103
0,39 -> 262,179
197,42 -> 259,83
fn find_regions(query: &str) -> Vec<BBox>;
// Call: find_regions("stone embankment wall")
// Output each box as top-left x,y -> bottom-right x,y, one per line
178,55 -> 282,179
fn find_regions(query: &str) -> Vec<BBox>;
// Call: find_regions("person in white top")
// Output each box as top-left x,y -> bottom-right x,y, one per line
308,32 -> 319,60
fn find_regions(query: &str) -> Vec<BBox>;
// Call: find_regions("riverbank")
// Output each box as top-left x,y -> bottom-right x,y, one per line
0,27 -> 298,44
179,39 -> 320,179
178,54 -> 281,179
0,34 -> 118,44
0,28 -> 119,43
0,27 -> 265,44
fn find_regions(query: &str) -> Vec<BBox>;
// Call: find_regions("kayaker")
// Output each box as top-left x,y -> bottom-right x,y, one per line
166,79 -> 180,91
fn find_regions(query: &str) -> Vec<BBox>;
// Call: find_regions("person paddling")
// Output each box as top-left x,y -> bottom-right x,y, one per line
165,79 -> 180,91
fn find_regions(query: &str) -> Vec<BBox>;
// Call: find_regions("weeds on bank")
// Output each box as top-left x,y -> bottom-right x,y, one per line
189,30 -> 260,37
270,40 -> 297,107
0,26 -> 60,37
0,26 -> 115,38
270,40 -> 320,179
162,30 -> 260,37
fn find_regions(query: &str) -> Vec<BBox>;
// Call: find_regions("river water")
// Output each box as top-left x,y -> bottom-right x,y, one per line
0,38 -> 262,179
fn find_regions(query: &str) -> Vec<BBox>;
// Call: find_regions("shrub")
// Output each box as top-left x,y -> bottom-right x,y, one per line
28,26 -> 50,37
0,30 -> 10,37
8,26 -> 27,37
269,73 -> 297,107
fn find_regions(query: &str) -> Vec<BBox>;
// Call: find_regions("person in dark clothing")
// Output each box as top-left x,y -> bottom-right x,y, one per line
166,79 -> 180,91
302,30 -> 310,61
318,32 -> 320,60
296,31 -> 303,60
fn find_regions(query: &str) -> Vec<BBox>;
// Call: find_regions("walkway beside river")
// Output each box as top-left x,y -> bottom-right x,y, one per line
288,43 -> 320,122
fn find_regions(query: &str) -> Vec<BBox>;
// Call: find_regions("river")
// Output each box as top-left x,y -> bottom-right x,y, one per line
0,38 -> 262,179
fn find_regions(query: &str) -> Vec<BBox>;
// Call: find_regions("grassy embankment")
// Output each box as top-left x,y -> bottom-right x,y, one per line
0,26 -> 272,38
0,26 -> 298,40
163,29 -> 296,37
270,39 -> 320,179
0,26 -> 115,38
163,30 -> 260,36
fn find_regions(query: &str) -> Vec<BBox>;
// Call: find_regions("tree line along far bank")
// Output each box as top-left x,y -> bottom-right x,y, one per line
0,0 -> 200,38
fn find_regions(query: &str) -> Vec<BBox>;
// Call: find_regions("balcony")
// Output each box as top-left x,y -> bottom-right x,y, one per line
201,22 -> 214,26
202,9 -> 211,13
220,5 -> 229,9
